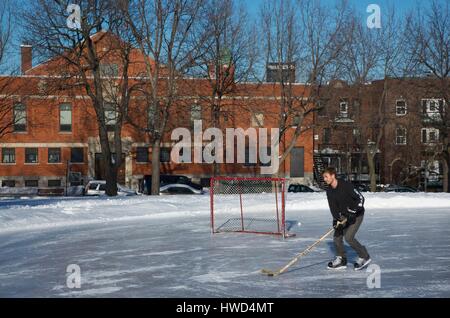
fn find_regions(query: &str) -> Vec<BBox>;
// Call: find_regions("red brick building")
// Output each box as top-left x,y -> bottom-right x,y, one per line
313,78 -> 447,190
0,32 -> 314,191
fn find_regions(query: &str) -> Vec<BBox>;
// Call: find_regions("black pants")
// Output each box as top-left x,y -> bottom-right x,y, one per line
333,214 -> 370,259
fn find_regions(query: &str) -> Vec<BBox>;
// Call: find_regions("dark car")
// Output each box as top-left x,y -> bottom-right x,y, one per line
288,184 -> 316,193
143,174 -> 203,194
159,184 -> 204,195
353,183 -> 370,192
384,184 -> 418,193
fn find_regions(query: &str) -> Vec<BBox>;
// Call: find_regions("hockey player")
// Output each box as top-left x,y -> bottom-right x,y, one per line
322,167 -> 371,270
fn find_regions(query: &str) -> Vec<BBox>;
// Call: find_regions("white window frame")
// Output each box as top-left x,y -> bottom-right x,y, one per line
13,103 -> 27,132
395,99 -> 407,116
104,102 -> 117,128
421,128 -> 440,144
395,127 -> 407,145
422,98 -> 444,120
59,103 -> 72,132
339,101 -> 348,118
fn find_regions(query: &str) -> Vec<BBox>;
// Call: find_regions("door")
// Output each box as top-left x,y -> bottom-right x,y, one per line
290,147 -> 304,177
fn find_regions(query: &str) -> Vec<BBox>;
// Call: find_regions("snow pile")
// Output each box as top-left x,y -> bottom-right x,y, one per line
0,192 -> 449,234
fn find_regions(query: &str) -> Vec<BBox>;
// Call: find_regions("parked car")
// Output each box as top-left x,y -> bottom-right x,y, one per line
352,183 -> 370,192
85,180 -> 138,196
143,174 -> 202,194
159,183 -> 205,195
383,184 -> 418,193
288,184 -> 316,193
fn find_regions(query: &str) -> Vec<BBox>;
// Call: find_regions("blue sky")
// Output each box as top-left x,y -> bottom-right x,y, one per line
1,0 -> 446,75
243,0 -> 437,22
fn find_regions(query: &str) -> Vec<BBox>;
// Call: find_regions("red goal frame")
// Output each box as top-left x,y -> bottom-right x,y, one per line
210,176 -> 287,237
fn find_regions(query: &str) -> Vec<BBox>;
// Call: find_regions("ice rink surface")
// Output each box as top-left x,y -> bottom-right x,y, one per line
0,192 -> 449,297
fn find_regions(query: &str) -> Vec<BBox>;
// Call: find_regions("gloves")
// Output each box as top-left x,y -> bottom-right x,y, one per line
345,206 -> 363,225
333,217 -> 347,230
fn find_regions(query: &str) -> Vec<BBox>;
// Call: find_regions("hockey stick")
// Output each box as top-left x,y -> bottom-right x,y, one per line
261,220 -> 346,277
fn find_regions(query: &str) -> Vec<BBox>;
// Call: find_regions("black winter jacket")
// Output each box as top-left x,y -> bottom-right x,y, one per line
326,179 -> 365,222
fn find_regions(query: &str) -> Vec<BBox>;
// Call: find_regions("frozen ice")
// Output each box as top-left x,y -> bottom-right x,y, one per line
0,192 -> 449,297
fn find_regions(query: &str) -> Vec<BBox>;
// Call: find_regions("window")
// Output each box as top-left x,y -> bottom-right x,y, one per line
293,115 -> 301,126
422,128 -> 439,144
136,147 -> 149,163
104,102 -> 117,131
25,148 -> 38,163
160,147 -> 171,163
14,104 -> 27,132
395,127 -> 407,145
317,100 -> 327,117
2,180 -> 15,187
422,99 -> 444,120
48,148 -> 61,163
60,104 -> 72,132
396,100 -> 407,116
2,148 -> 15,163
323,128 -> 331,144
71,148 -> 84,163
100,63 -> 119,77
25,180 -> 38,187
191,104 -> 202,123
251,112 -> 264,127
339,101 -> 348,118
48,180 -> 62,187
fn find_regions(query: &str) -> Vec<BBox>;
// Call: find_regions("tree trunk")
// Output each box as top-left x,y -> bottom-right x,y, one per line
98,126 -> 118,196
444,157 -> 450,193
151,139 -> 161,195
212,101 -> 220,177
104,162 -> 118,196
367,152 -> 377,192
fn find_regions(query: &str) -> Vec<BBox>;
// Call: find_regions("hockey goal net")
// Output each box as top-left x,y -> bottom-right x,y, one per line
210,177 -> 287,237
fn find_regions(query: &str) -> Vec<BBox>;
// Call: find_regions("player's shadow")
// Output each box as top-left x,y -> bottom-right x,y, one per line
285,220 -> 297,231
286,260 -> 326,274
285,242 -> 359,274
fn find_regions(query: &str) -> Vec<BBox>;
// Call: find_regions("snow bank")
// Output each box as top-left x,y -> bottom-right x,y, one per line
0,192 -> 449,234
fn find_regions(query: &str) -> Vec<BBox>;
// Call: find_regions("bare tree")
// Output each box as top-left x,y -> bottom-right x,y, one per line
20,0 -> 135,196
405,0 -> 450,192
0,0 -> 23,139
259,0 -> 349,177
338,5 -> 407,191
189,0 -> 258,176
121,0 -> 207,195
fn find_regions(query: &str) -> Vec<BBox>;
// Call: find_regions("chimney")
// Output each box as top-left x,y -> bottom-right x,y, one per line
21,44 -> 33,74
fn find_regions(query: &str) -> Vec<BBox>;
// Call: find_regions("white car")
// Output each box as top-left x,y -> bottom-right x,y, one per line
159,183 -> 205,195
85,180 -> 138,196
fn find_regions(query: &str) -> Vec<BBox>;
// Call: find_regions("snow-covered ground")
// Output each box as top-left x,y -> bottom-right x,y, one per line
0,192 -> 449,297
